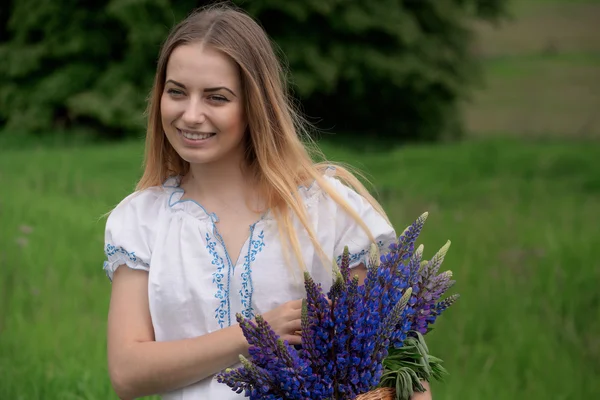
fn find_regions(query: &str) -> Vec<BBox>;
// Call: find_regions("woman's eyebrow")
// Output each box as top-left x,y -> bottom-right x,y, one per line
165,80 -> 237,97
165,79 -> 185,88
204,87 -> 237,97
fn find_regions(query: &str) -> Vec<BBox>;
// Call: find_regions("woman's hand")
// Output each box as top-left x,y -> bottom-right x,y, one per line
411,381 -> 432,399
260,299 -> 303,345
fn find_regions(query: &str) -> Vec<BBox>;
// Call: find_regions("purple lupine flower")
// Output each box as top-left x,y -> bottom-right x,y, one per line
372,288 -> 413,364
299,298 -> 317,361
430,293 -> 460,321
237,314 -> 278,371
273,340 -> 313,398
351,242 -> 417,391
216,365 -> 253,395
405,241 -> 459,336
221,314 -> 316,399
236,355 -> 276,398
339,245 -> 352,283
346,274 -> 364,394
389,212 -> 428,263
216,212 -> 458,399
303,271 -> 335,396
331,275 -> 350,396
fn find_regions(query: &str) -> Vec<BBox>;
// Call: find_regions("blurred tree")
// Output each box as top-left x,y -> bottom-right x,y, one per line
0,0 -> 507,141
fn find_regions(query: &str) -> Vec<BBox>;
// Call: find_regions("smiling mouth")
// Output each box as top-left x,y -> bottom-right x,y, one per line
177,128 -> 216,140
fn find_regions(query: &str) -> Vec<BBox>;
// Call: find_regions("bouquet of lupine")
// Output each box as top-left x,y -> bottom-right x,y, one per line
217,212 -> 459,399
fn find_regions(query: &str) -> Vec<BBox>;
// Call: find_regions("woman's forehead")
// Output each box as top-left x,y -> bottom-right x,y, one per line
166,43 -> 240,89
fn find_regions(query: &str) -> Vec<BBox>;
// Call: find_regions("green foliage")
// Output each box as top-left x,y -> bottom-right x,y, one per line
1,0 -> 120,134
242,0 -> 509,141
381,331 -> 448,400
0,0 -> 508,141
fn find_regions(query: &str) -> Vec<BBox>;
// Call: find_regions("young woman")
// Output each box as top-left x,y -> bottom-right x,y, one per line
103,4 -> 431,399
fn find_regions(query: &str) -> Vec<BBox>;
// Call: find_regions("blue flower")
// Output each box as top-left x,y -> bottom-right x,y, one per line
217,212 -> 458,399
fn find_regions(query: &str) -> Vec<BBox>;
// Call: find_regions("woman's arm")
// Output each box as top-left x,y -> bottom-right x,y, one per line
107,266 -> 301,400
107,267 -> 249,399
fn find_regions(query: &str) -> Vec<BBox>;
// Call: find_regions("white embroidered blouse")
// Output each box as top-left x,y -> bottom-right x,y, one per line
103,169 -> 396,399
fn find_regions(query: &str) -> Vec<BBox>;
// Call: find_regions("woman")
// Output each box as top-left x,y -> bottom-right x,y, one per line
103,4 -> 431,399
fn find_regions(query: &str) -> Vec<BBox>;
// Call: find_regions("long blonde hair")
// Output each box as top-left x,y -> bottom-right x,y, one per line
137,3 -> 391,270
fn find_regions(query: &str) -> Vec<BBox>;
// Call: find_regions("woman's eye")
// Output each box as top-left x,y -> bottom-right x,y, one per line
209,95 -> 229,103
167,88 -> 184,96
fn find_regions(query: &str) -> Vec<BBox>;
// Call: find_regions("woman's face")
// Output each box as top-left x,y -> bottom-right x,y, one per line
161,43 -> 247,167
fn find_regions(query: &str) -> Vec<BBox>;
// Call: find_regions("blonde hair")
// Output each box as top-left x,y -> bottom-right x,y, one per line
137,3 -> 391,270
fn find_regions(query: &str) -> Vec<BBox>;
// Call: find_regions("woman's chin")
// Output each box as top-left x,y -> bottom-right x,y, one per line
179,152 -> 217,166
170,139 -> 247,168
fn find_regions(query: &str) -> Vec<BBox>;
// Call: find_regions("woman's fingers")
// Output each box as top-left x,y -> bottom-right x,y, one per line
283,334 -> 302,345
289,299 -> 303,310
288,318 -> 302,332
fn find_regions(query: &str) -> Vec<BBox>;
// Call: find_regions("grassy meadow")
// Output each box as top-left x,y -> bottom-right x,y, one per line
465,0 -> 600,138
1,138 -> 599,399
1,0 -> 600,398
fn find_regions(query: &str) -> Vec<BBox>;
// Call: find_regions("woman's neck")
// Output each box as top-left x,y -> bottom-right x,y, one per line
183,158 -> 260,210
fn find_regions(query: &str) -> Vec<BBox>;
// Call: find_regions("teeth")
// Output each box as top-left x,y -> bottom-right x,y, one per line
180,129 -> 214,140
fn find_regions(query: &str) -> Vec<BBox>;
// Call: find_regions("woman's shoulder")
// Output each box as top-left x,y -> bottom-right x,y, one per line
107,182 -> 171,223
300,166 -> 342,200
300,165 -> 397,266
299,165 -> 387,228
300,165 -> 365,207
103,184 -> 170,281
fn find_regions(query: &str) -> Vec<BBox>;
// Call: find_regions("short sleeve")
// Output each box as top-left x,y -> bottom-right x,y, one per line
103,189 -> 161,281
327,177 -> 397,268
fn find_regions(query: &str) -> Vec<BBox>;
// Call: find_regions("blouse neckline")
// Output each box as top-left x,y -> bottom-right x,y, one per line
160,166 -> 336,222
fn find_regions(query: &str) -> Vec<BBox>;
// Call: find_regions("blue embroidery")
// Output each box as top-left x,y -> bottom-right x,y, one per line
207,232 -> 229,329
336,240 -> 384,266
105,244 -> 138,263
212,228 -> 235,327
207,223 -> 266,327
240,227 -> 266,319
165,176 -> 269,328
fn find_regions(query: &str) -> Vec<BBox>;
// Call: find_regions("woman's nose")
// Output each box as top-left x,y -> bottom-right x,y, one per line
181,98 -> 207,125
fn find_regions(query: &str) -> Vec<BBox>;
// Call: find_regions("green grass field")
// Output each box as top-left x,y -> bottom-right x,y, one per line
466,0 -> 600,138
1,137 -> 599,399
